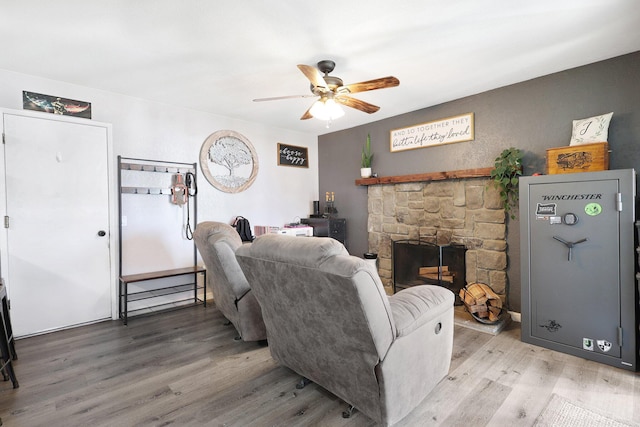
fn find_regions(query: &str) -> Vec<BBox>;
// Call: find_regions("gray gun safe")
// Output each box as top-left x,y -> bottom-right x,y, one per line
520,169 -> 637,371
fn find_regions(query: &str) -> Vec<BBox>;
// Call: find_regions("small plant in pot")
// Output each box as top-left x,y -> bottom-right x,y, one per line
361,133 -> 373,178
490,147 -> 523,219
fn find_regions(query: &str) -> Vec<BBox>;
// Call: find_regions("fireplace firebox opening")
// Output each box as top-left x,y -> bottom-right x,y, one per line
392,239 -> 466,305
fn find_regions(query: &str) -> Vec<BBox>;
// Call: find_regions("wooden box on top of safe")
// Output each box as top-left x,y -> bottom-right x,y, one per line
546,142 -> 609,175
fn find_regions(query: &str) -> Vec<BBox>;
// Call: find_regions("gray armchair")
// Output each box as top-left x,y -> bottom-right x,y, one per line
236,234 -> 454,426
194,221 -> 266,342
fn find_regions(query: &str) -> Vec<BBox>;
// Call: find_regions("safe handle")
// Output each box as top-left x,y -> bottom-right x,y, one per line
552,236 -> 588,261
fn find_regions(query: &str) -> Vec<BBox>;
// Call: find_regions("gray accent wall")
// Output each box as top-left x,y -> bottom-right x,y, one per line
318,51 -> 640,313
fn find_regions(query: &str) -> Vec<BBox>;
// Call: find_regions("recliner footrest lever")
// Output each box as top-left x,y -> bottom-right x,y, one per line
342,405 -> 356,418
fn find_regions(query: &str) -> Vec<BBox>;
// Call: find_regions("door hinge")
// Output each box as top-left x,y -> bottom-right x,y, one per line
4,216 -> 8,228
618,326 -> 623,346
616,192 -> 623,211
2,132 -> 5,144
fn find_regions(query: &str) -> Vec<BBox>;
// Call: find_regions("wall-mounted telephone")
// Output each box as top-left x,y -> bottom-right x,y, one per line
170,172 -> 197,239
185,172 -> 197,197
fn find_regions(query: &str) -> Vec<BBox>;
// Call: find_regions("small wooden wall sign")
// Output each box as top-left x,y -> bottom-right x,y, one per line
278,143 -> 308,168
390,113 -> 474,152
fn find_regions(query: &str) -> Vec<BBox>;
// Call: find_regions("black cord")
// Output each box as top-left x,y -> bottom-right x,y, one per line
185,197 -> 194,240
184,172 -> 197,240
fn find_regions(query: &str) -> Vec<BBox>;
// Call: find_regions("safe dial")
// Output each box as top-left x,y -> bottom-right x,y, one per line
562,212 -> 578,225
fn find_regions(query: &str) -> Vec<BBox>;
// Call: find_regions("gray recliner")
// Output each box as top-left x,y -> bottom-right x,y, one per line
194,221 -> 266,342
235,234 -> 454,426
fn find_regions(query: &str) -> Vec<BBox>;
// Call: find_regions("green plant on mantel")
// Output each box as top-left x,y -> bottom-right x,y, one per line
490,147 -> 523,219
361,133 -> 373,168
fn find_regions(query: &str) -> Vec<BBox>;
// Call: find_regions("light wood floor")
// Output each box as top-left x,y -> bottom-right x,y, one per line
1,305 -> 639,426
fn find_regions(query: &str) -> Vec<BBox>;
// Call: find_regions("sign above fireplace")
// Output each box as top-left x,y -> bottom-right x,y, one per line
389,112 -> 474,152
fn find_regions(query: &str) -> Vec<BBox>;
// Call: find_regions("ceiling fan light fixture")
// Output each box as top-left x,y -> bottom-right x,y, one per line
309,98 -> 345,121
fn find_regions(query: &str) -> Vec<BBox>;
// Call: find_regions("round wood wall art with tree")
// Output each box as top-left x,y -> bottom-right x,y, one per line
199,130 -> 259,193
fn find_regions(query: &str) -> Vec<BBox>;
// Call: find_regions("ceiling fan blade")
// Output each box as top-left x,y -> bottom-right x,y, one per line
253,94 -> 316,102
341,76 -> 400,94
300,106 -> 314,120
297,64 -> 328,89
336,96 -> 380,114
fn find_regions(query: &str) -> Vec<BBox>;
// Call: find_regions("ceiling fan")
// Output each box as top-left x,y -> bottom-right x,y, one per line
253,60 -> 400,120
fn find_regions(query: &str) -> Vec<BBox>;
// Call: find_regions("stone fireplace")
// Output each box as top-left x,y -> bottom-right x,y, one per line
365,176 -> 507,304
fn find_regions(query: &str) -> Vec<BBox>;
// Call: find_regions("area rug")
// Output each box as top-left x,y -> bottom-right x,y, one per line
534,393 -> 639,427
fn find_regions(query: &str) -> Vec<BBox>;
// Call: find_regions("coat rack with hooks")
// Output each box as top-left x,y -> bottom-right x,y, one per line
117,155 -> 205,324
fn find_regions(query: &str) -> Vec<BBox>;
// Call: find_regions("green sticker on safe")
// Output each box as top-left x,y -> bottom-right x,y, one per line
584,203 -> 602,216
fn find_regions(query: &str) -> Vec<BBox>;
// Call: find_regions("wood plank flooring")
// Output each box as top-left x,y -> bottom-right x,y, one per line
1,305 -> 639,426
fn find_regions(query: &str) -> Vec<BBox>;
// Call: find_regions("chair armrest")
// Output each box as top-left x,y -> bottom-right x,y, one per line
389,286 -> 454,337
223,256 -> 252,301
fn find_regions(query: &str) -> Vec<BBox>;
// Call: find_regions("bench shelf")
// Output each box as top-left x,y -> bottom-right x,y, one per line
119,266 -> 206,325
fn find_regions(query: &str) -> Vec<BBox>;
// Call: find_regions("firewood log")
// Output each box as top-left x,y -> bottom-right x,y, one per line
418,273 -> 455,283
418,266 -> 449,274
459,283 -> 503,322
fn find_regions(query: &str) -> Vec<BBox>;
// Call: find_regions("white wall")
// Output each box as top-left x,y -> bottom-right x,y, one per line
0,68 -> 319,272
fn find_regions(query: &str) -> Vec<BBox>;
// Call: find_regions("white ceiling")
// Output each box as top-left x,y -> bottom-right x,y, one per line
1,1 -> 639,136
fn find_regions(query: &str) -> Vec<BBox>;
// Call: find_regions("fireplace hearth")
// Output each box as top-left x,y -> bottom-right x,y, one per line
393,239 -> 466,304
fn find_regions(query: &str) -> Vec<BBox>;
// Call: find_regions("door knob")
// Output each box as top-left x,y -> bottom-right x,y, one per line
97,230 -> 106,237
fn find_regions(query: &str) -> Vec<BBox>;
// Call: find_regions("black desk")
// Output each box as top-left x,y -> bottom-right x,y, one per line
301,217 -> 346,245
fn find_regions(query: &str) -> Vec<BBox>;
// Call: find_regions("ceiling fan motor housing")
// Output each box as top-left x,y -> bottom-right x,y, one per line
309,60 -> 343,94
311,76 -> 343,94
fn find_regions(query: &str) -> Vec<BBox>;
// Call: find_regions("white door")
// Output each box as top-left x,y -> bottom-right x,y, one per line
2,112 -> 112,337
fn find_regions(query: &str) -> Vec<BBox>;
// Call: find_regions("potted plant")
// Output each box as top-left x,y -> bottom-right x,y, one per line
361,133 -> 373,178
490,147 -> 523,219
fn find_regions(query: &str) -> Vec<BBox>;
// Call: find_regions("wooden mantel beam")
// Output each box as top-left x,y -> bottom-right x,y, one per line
355,167 -> 493,186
